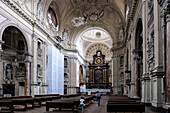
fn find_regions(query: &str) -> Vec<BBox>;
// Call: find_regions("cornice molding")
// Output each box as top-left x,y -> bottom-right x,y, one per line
126,0 -> 138,33
1,0 -> 34,25
0,0 -> 53,38
158,0 -> 165,6
161,1 -> 170,22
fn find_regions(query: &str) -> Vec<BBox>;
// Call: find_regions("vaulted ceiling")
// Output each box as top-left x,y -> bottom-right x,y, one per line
47,0 -> 127,59
47,0 -> 126,45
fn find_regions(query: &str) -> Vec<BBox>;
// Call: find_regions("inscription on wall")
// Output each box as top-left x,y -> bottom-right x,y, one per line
147,32 -> 155,71
148,0 -> 154,27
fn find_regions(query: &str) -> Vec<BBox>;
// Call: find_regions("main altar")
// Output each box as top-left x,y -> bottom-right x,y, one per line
87,50 -> 111,89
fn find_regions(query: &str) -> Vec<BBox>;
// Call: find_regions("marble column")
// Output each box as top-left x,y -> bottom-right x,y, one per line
134,60 -> 139,98
142,0 -> 151,104
166,5 -> 170,104
159,1 -> 170,111
112,58 -> 114,87
150,0 -> 164,108
31,35 -> 38,96
25,62 -> 30,96
42,42 -> 47,94
0,41 -> 4,62
0,40 -> 4,94
113,58 -> 119,94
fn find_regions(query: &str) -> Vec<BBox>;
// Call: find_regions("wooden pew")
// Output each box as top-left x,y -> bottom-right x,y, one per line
107,95 -> 145,113
6,98 -> 33,111
107,103 -> 145,113
34,95 -> 61,105
0,101 -> 14,113
32,97 -> 42,107
83,95 -> 94,106
35,94 -> 59,97
60,94 -> 81,98
46,100 -> 79,113
45,94 -> 94,113
0,95 -> 52,111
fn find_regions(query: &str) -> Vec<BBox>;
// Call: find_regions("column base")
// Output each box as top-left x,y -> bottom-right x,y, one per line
134,96 -> 140,99
129,83 -> 135,98
112,86 -> 120,94
31,84 -> 38,96
41,84 -> 48,94
67,86 -> 77,94
163,104 -> 170,113
151,71 -> 164,108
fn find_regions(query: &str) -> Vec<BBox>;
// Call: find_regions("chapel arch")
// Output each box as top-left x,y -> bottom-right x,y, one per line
134,18 -> 143,98
1,26 -> 29,96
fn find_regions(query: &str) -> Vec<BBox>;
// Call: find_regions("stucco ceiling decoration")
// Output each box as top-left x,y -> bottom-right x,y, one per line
60,0 -> 127,48
71,17 -> 85,27
71,0 -> 107,27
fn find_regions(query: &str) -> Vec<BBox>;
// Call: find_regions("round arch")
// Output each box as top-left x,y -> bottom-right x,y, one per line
44,0 -> 61,31
135,18 -> 143,49
134,18 -> 143,98
72,25 -> 115,46
0,23 -> 31,54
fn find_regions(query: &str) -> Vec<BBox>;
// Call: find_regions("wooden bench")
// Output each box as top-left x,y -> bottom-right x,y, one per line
107,103 -> 145,113
35,94 -> 59,97
46,100 -> 79,113
34,95 -> 61,105
107,95 -> 145,113
44,111 -> 73,113
0,101 -> 14,113
32,97 -> 42,107
84,95 -> 94,106
60,94 -> 81,99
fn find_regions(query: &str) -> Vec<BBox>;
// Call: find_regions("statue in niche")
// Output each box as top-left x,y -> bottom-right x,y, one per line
5,64 -> 13,80
37,66 -> 42,78
62,29 -> 68,41
117,26 -> 124,43
62,29 -> 71,44
36,0 -> 44,22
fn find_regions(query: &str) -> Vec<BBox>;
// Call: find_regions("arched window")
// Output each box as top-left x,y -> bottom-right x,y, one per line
64,58 -> 68,68
48,7 -> 58,27
120,56 -> 124,68
37,41 -> 42,58
119,72 -> 124,84
64,73 -> 68,84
